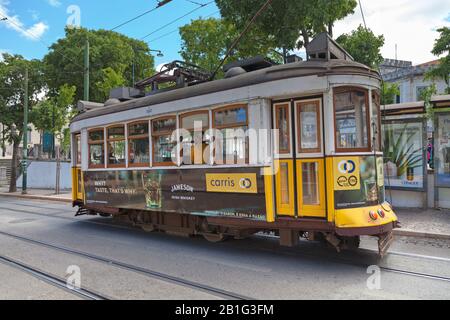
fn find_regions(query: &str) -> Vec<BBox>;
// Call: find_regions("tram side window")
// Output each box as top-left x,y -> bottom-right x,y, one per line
128,122 -> 150,167
334,88 -> 370,151
297,101 -> 321,153
180,112 -> 210,165
152,117 -> 177,166
372,91 -> 381,151
107,126 -> 126,167
88,129 -> 105,168
74,134 -> 81,166
275,104 -> 290,154
213,105 -> 248,165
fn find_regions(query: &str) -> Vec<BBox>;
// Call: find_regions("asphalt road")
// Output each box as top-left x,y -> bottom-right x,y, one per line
0,196 -> 449,300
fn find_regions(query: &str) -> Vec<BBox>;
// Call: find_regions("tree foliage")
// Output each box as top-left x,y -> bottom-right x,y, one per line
30,84 -> 77,136
426,27 -> 450,93
215,0 -> 357,50
43,27 -> 155,103
96,67 -> 126,102
381,82 -> 400,105
179,17 -> 280,74
336,25 -> 385,68
0,53 -> 45,191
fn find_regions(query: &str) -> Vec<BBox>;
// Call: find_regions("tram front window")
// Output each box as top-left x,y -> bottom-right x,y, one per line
334,88 -> 370,151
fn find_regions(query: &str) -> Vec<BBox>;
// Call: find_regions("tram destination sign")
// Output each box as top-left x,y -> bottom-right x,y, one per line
83,168 -> 267,221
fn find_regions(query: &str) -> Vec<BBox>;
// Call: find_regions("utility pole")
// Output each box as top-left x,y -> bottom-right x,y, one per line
22,68 -> 29,195
84,38 -> 90,101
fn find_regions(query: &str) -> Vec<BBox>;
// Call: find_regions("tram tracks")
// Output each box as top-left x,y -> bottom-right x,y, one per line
1,200 -> 450,288
0,254 -> 109,300
0,230 -> 252,300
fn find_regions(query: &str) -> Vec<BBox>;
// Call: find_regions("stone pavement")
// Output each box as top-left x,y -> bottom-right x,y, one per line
0,187 -> 449,240
0,187 -> 71,203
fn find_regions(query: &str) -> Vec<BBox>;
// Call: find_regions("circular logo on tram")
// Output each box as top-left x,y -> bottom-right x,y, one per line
348,175 -> 358,187
338,160 -> 356,174
239,178 -> 253,189
337,176 -> 348,187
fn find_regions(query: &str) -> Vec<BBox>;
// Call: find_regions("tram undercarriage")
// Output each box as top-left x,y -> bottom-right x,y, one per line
76,204 -> 397,257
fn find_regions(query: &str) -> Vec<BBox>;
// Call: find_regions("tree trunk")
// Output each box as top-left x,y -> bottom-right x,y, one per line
9,139 -> 20,193
328,23 -> 333,37
301,29 -> 310,48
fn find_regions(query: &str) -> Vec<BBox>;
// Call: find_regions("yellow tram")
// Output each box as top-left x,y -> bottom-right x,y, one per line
70,33 -> 399,255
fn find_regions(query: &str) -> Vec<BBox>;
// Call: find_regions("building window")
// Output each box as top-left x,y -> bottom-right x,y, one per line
152,117 -> 177,166
372,91 -> 382,151
74,133 -> 81,166
88,129 -> 105,168
128,122 -> 150,167
275,104 -> 290,154
334,87 -> 371,152
416,86 -> 428,102
213,105 -> 248,164
107,125 -> 126,167
180,111 -> 210,165
297,101 -> 321,153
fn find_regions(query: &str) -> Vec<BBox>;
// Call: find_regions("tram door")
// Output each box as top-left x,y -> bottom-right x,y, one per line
274,99 -> 326,219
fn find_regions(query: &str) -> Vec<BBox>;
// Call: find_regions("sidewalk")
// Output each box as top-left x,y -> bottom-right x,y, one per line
394,208 -> 450,241
0,187 -> 449,240
0,186 -> 72,203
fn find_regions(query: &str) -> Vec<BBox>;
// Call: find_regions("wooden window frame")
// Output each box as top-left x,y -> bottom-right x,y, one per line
74,133 -> 82,167
88,128 -> 105,169
274,103 -> 291,155
212,104 -> 249,165
106,124 -> 126,169
180,110 -> 210,165
333,86 -> 372,153
127,121 -> 150,168
297,100 -> 322,154
152,116 -> 177,167
372,90 -> 382,152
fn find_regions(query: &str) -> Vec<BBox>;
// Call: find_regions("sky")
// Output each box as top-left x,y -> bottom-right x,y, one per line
0,0 -> 449,69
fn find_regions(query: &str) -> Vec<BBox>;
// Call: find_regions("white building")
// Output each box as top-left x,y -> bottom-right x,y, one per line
381,59 -> 448,103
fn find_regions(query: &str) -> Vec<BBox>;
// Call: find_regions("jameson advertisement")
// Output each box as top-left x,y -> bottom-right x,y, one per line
84,168 -> 267,220
383,122 -> 424,190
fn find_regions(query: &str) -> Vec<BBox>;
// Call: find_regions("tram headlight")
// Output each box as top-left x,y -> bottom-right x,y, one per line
369,210 -> 378,221
377,209 -> 385,218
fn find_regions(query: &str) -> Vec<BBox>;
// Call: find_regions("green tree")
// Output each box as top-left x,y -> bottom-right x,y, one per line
30,84 -> 77,155
336,25 -> 385,68
381,82 -> 400,105
425,27 -> 450,94
0,53 -> 45,192
179,18 -> 279,75
96,67 -> 126,101
215,0 -> 357,50
44,27 -> 155,103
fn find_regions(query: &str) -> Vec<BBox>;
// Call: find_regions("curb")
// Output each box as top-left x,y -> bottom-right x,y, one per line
0,192 -> 72,204
394,229 -> 450,241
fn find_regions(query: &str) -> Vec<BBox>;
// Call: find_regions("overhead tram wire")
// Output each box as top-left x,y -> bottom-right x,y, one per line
147,10 -> 220,43
140,1 -> 215,40
0,13 -> 85,72
110,0 -> 174,31
210,0 -> 274,80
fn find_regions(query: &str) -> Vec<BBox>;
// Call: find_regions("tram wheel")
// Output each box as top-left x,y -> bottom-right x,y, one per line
99,213 -> 111,218
141,224 -> 156,233
203,233 -> 227,243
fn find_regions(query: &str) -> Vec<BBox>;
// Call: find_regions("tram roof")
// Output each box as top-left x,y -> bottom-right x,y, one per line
72,59 -> 380,123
